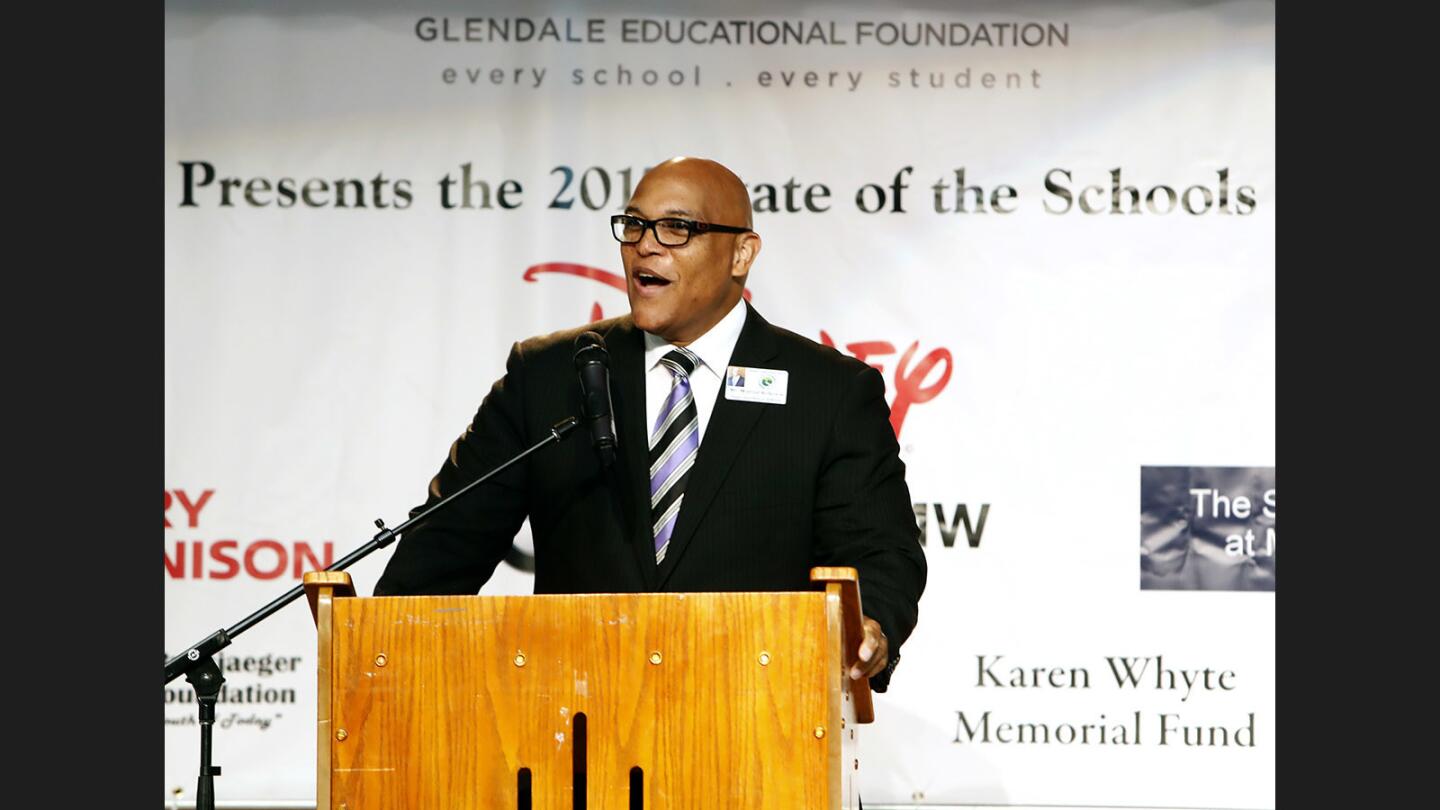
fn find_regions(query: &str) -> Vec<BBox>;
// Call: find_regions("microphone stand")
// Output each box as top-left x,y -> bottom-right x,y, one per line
164,416 -> 581,810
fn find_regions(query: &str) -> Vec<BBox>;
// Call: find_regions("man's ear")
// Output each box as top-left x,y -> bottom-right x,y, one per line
732,232 -> 761,280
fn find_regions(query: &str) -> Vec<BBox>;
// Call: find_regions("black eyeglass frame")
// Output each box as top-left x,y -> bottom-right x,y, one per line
610,214 -> 754,247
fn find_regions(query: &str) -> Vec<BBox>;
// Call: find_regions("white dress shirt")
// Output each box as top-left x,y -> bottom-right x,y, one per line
642,298 -> 748,443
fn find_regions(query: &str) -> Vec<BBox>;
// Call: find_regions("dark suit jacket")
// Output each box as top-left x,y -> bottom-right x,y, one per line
375,303 -> 927,690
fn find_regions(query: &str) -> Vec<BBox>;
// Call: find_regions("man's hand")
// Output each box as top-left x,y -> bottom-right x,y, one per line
849,616 -> 889,681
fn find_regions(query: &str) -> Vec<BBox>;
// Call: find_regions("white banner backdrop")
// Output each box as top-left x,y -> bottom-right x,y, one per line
164,1 -> 1274,807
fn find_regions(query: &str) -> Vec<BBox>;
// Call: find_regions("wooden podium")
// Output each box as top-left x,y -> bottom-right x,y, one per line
303,567 -> 873,810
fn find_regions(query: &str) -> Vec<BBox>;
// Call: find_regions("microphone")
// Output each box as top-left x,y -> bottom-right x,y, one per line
573,331 -> 618,468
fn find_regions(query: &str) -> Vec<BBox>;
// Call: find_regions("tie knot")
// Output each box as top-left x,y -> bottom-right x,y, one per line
660,348 -> 699,379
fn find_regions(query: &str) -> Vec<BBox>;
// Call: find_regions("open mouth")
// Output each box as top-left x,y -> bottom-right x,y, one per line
635,270 -> 672,288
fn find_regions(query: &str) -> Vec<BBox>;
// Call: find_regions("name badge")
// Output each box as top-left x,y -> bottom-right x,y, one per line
725,366 -> 788,405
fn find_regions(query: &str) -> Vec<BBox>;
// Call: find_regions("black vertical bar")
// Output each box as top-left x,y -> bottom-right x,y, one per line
518,767 -> 532,810
629,766 -> 644,810
573,713 -> 588,810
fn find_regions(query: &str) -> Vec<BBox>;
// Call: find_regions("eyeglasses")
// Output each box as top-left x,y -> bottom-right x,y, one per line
611,214 -> 753,248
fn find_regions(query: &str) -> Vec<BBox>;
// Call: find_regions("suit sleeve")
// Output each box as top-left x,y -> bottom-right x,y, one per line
812,364 -> 928,692
373,342 -> 533,596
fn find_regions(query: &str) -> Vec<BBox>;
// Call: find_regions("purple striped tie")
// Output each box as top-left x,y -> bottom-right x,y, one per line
650,348 -> 701,564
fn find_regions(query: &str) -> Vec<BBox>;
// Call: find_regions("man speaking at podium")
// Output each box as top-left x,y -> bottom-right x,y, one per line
376,157 -> 927,691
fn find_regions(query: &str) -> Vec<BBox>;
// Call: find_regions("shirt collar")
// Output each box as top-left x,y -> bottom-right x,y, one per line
642,298 -> 748,381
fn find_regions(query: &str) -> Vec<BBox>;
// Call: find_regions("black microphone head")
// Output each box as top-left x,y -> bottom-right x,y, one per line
574,331 -> 609,368
573,330 -> 617,467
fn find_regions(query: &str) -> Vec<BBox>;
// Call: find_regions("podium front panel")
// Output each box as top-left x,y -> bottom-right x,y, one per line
325,592 -> 839,809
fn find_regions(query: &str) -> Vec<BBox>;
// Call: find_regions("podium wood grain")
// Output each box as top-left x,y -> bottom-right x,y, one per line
326,592 -> 844,810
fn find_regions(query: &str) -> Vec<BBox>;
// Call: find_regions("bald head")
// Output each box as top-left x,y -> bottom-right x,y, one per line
636,157 -> 753,229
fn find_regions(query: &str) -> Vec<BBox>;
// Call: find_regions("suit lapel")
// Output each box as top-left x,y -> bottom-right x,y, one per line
600,317 -> 659,590
656,303 -> 781,589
